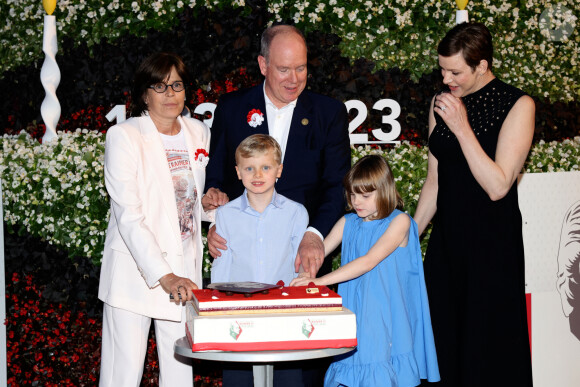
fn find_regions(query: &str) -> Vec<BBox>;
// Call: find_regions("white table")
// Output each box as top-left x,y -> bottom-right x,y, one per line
174,337 -> 355,387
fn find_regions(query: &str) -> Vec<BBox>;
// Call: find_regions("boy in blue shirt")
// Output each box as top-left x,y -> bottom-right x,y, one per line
211,134 -> 308,286
210,134 -> 309,387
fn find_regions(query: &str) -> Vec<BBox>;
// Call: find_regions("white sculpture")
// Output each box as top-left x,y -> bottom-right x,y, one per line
40,1 -> 60,143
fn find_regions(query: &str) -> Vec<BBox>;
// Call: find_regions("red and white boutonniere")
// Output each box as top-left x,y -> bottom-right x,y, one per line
247,108 -> 264,128
194,148 -> 209,168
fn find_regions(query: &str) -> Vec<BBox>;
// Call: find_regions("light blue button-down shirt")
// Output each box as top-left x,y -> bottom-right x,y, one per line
211,190 -> 308,286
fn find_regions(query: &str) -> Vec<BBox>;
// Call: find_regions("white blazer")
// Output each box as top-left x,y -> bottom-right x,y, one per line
98,115 -> 213,321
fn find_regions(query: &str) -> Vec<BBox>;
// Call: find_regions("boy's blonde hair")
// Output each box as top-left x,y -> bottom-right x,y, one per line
235,134 -> 282,165
343,155 -> 403,220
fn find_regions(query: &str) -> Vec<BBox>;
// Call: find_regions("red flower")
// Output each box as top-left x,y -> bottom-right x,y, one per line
195,148 -> 209,160
247,109 -> 264,128
194,148 -> 210,168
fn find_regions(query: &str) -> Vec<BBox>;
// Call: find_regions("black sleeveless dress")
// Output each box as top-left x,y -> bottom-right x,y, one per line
424,78 -> 533,386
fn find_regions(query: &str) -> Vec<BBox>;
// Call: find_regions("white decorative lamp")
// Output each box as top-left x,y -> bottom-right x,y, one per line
41,0 -> 60,143
456,0 -> 469,24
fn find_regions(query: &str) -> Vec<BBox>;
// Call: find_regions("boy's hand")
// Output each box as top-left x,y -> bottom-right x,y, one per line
202,187 -> 229,211
295,232 -> 324,278
207,225 -> 227,258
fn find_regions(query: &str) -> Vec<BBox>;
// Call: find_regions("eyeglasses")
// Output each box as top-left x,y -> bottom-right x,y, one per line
149,81 -> 185,93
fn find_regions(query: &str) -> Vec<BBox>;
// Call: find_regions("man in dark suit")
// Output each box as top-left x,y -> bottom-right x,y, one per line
206,24 -> 350,279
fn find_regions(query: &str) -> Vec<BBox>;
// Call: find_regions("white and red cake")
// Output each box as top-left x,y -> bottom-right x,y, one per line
185,283 -> 357,352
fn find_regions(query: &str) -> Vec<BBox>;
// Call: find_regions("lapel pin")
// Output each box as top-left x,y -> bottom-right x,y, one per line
301,118 -> 309,126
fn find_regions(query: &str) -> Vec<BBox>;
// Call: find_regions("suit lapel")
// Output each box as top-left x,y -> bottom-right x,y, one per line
285,91 -> 315,165
138,116 -> 182,246
244,84 -> 269,136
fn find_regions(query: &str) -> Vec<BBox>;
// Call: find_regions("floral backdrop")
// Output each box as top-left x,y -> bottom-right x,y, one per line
2,0 -> 578,101
2,130 -> 579,270
1,0 -> 579,385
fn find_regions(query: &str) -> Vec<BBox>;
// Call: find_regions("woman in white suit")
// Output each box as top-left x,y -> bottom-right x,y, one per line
98,52 -> 228,386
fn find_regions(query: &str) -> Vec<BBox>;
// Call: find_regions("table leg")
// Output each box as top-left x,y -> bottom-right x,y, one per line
252,364 -> 274,387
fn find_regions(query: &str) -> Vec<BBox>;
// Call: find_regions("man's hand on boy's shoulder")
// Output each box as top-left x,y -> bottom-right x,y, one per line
295,231 -> 324,278
207,225 -> 227,258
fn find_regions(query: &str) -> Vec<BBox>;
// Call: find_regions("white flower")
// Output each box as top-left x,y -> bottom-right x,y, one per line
348,10 -> 358,22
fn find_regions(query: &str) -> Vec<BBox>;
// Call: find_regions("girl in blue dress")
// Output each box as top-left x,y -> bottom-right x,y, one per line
291,155 -> 440,387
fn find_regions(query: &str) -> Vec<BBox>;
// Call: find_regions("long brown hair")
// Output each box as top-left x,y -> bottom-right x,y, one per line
343,155 -> 403,220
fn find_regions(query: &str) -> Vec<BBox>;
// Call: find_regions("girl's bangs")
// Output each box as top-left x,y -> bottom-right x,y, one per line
349,176 -> 377,194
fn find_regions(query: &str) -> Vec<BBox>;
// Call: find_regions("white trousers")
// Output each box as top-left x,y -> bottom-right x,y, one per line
99,303 -> 193,387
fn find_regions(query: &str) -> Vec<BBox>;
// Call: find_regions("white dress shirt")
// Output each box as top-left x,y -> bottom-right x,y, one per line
263,86 -> 296,163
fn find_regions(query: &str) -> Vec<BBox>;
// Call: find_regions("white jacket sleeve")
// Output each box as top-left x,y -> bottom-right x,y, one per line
104,126 -> 172,287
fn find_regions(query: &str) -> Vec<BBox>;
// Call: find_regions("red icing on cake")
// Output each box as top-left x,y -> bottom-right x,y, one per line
193,285 -> 342,315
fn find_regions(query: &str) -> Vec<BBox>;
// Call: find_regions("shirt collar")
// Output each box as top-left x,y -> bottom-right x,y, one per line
240,189 -> 283,212
263,83 -> 297,111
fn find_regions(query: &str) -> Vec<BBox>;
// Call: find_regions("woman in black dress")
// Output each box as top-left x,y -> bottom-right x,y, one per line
414,23 -> 535,386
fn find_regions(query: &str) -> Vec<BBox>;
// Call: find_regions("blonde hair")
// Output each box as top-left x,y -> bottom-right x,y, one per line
235,134 -> 282,165
343,155 -> 403,220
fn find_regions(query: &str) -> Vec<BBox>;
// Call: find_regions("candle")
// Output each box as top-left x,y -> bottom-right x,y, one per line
43,0 -> 57,14
455,0 -> 469,24
455,0 -> 468,10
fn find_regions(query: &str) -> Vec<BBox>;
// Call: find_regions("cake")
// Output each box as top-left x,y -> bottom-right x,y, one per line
185,282 -> 357,352
191,282 -> 343,315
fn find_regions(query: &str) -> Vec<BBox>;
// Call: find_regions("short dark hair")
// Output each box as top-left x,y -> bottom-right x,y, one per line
343,155 -> 403,220
438,22 -> 493,71
130,52 -> 189,117
260,24 -> 307,62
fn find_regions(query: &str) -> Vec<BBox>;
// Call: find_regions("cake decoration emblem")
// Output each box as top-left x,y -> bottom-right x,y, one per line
306,282 -> 319,294
302,319 -> 315,338
229,322 -> 242,340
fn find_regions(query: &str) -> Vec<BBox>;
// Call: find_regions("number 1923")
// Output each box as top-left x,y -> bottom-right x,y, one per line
106,99 -> 402,145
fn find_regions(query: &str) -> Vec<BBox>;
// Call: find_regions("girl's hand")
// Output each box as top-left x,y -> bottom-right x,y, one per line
290,276 -> 319,287
434,92 -> 470,136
